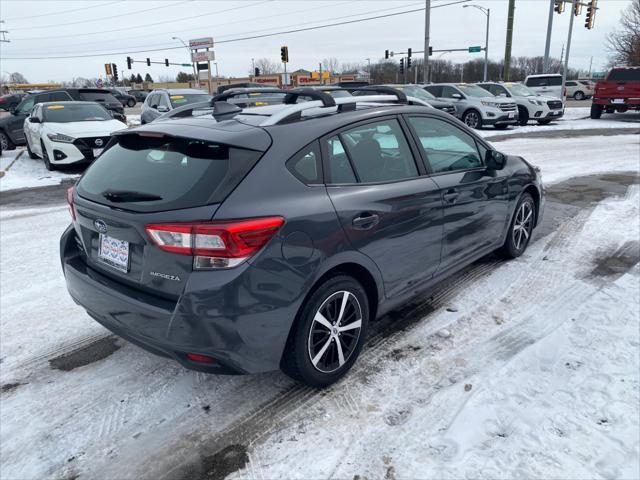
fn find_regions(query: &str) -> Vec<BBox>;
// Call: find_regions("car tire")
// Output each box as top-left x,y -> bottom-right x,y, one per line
26,139 -> 38,159
499,193 -> 535,259
281,275 -> 369,388
127,99 -> 135,108
590,104 -> 603,119
537,119 -> 552,125
573,91 -> 585,101
0,130 -> 15,151
517,106 -> 529,126
462,110 -> 482,129
41,141 -> 55,171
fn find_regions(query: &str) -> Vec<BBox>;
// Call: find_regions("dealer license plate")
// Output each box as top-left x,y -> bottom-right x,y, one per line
552,110 -> 561,115
508,112 -> 515,118
611,99 -> 625,104
98,234 -> 129,273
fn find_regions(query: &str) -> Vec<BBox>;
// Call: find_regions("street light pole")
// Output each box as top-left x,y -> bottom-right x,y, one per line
366,58 -> 371,82
172,36 -> 197,85
423,0 -> 431,83
561,0 -> 576,95
543,0 -> 555,73
464,4 -> 490,81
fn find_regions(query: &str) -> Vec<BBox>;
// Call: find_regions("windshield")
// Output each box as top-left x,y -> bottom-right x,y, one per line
43,103 -> 111,122
505,83 -> 536,97
458,84 -> 494,97
169,93 -> 211,108
392,86 -> 435,100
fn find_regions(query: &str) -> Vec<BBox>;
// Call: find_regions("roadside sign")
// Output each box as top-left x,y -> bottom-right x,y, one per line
591,71 -> 605,79
95,78 -> 103,88
196,62 -> 209,71
311,71 -> 319,79
192,51 -> 215,62
322,71 -> 330,79
189,37 -> 214,49
468,46 -> 482,53
104,63 -> 112,76
181,63 -> 192,67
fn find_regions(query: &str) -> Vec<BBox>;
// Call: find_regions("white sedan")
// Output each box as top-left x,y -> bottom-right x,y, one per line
23,101 -> 126,170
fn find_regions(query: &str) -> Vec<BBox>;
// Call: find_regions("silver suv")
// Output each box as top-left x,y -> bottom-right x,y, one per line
141,88 -> 210,124
424,83 -> 518,129
478,82 -> 564,126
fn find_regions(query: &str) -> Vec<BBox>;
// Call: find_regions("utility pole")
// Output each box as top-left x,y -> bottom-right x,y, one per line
561,0 -> 576,91
543,0 -> 554,72
588,56 -> 593,77
484,9 -> 490,82
503,0 -> 516,81
0,20 -> 9,43
423,0 -> 431,83
559,43 -> 565,66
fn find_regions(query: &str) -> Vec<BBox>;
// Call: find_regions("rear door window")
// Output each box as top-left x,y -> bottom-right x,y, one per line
441,86 -> 461,99
339,119 -> 419,183
77,135 -> 264,212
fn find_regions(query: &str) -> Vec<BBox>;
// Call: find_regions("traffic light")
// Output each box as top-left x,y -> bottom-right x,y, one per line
104,63 -> 112,76
407,48 -> 412,58
254,67 -> 260,77
385,49 -> 389,59
407,56 -> 412,69
126,56 -> 132,69
146,58 -> 151,66
554,0 -> 564,13
280,46 -> 289,63
573,0 -> 582,15
585,0 -> 596,28
399,58 -> 404,74
428,46 -> 433,56
112,64 -> 118,82
165,58 -> 169,67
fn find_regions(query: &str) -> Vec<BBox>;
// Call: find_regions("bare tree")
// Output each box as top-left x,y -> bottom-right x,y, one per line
253,58 -> 279,75
8,72 -> 29,83
322,57 -> 340,74
606,0 -> 640,66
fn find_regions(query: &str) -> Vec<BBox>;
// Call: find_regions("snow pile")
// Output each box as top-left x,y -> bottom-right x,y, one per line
0,148 -> 79,192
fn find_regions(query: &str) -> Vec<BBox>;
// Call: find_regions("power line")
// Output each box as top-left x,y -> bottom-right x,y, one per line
1,0 -> 470,60
6,1 -> 421,55
9,1 -> 192,31
1,1 -> 125,22
11,0 -> 272,41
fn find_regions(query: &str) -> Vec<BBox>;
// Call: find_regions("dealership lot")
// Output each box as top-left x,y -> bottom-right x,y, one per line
1,108 -> 638,478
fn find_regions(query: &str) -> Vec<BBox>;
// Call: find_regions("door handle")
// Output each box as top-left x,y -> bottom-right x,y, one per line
352,213 -> 379,230
443,189 -> 459,204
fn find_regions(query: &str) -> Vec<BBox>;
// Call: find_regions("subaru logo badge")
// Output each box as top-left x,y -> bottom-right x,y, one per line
94,219 -> 108,233
95,138 -> 104,147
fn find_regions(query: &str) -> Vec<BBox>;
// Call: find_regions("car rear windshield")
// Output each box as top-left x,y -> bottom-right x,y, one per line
77,134 -> 263,212
607,69 -> 640,81
43,103 -> 111,122
79,91 -> 119,103
169,94 -> 211,108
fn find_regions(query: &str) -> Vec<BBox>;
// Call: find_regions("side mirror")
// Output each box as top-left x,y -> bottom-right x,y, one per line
452,93 -> 463,100
486,150 -> 506,170
157,105 -> 169,113
9,106 -> 16,115
28,116 -> 41,123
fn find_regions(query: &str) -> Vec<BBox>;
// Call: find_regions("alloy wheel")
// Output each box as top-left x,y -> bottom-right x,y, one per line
464,111 -> 480,128
0,133 -> 8,150
307,290 -> 363,373
512,201 -> 534,251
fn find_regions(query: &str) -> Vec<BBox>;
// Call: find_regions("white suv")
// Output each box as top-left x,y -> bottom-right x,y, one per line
524,74 -> 564,100
423,83 -> 518,129
478,82 -> 564,125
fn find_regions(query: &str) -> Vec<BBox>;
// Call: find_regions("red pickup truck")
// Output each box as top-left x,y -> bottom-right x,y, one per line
590,67 -> 640,119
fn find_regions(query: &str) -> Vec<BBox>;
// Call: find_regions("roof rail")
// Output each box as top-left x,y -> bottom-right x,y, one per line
259,94 -> 403,126
283,88 -> 336,107
354,86 -> 408,103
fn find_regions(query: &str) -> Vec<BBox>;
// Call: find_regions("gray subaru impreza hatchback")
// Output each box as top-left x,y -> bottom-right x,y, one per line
61,91 -> 544,387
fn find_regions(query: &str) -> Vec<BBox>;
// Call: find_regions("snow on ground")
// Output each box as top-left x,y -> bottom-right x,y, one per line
478,107 -> 639,138
127,114 -> 141,127
0,148 -> 79,192
0,130 -> 639,479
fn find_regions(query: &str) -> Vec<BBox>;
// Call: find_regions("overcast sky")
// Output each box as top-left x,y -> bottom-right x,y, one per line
0,0 -> 632,83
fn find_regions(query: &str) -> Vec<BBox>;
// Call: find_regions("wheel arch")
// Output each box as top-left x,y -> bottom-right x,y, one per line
522,184 -> 541,227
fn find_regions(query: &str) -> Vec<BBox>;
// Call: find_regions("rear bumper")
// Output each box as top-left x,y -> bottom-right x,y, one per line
593,98 -> 640,107
60,225 -> 301,375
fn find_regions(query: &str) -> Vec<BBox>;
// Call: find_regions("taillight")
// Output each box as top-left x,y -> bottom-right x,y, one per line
145,217 -> 284,270
66,186 -> 76,221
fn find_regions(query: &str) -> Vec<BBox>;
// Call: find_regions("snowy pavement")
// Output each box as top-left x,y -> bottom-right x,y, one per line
0,129 -> 639,479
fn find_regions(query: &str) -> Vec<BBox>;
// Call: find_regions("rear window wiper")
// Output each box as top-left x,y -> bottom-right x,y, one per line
102,190 -> 163,202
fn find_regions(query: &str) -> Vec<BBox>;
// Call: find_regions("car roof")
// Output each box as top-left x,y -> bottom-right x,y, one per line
152,88 -> 208,95
525,74 -> 562,78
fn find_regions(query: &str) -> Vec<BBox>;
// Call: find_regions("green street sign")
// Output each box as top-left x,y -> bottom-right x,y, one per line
468,46 -> 482,53
182,64 -> 192,67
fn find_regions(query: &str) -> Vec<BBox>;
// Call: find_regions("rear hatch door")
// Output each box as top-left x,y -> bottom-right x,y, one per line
74,122 -> 270,298
596,69 -> 640,99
